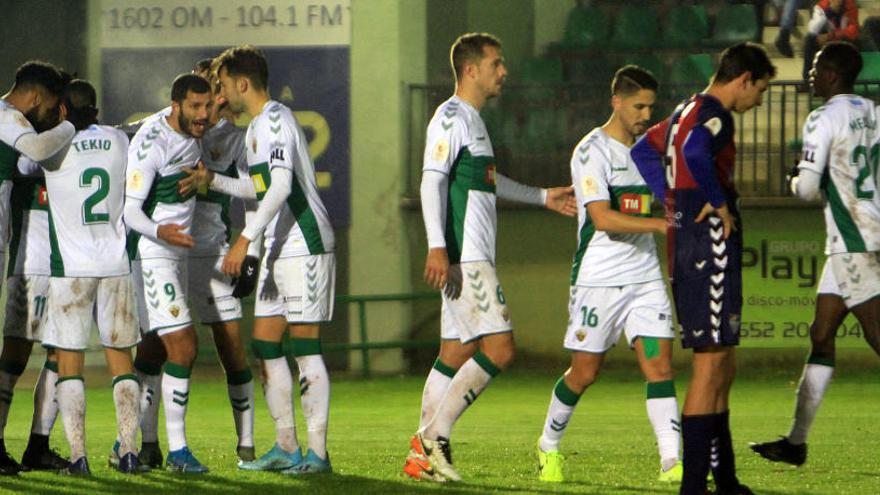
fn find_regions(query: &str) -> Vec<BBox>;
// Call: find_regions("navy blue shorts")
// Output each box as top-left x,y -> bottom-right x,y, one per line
670,211 -> 743,349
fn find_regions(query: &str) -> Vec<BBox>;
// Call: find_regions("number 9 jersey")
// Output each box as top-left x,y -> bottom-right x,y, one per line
44,124 -> 131,277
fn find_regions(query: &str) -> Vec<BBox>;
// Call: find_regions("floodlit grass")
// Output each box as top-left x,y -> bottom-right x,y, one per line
1,355 -> 878,494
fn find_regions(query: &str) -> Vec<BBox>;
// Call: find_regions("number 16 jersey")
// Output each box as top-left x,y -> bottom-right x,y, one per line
45,124 -> 131,277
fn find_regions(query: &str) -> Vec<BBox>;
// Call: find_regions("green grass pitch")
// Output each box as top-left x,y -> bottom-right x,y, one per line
0,354 -> 877,494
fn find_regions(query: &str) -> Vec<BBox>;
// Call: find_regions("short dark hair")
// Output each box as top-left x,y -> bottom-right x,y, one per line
193,58 -> 213,75
714,42 -> 777,84
12,61 -> 71,97
215,45 -> 269,91
65,79 -> 98,131
170,73 -> 211,103
450,33 -> 502,81
818,41 -> 862,87
611,65 -> 658,96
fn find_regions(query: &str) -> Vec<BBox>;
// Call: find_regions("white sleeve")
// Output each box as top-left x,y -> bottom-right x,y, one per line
241,167 -> 292,241
244,203 -> 263,257
13,121 -> 75,162
797,110 -> 830,178
794,169 -> 823,201
126,129 -> 162,201
422,115 -> 464,175
123,196 -> 159,240
572,138 -> 611,207
808,6 -> 827,35
420,170 -> 448,249
211,173 -> 257,199
495,173 -> 546,206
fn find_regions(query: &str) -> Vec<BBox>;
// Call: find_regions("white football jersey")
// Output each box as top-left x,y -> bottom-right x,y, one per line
422,95 -> 497,264
798,94 -> 880,254
192,118 -> 247,256
125,111 -> 200,260
0,99 -> 39,253
8,158 -> 49,276
245,100 -> 334,258
570,128 -> 663,287
44,125 -> 130,277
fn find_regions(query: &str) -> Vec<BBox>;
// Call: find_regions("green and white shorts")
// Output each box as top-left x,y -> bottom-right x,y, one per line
440,261 -> 512,343
3,274 -> 49,342
255,253 -> 336,324
829,251 -> 880,308
132,258 -> 192,335
564,280 -> 673,353
188,254 -> 242,324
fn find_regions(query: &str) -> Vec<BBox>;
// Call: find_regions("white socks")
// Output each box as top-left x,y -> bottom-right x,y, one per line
419,360 -> 456,429
539,377 -> 581,452
113,375 -> 140,456
57,377 -> 86,461
423,352 -> 500,441
261,356 -> 299,453
295,354 -> 330,459
788,362 -> 834,445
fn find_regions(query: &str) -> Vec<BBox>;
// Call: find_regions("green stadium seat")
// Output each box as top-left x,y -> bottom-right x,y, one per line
860,52 -> 880,79
663,5 -> 709,48
611,6 -> 659,50
669,54 -> 715,89
521,56 -> 563,83
620,54 -> 668,83
711,4 -> 758,46
562,7 -> 609,49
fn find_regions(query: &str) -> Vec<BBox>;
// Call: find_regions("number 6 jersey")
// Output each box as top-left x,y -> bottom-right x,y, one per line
798,94 -> 880,254
44,124 -> 131,277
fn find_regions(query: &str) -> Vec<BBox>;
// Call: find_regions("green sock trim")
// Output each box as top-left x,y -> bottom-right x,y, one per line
0,360 -> 26,376
164,362 -> 192,379
646,379 -> 677,399
134,359 -> 162,376
112,374 -> 139,387
553,377 -> 581,406
44,360 -> 59,373
472,352 -> 501,378
432,358 -> 457,378
807,354 -> 835,367
252,339 -> 284,360
290,338 -> 322,357
226,368 -> 253,385
56,375 -> 84,384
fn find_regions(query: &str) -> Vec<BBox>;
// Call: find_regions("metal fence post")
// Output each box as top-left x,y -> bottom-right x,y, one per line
358,300 -> 369,377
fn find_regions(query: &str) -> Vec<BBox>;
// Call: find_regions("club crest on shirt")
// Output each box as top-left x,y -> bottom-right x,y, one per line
169,305 -> 180,318
582,176 -> 598,196
575,330 -> 586,342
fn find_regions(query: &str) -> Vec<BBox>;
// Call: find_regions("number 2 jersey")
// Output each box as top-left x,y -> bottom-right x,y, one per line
798,94 -> 880,254
245,100 -> 334,258
44,125 -> 131,277
570,128 -> 662,287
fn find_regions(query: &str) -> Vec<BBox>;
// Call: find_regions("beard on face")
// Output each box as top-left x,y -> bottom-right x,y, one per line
26,105 -> 59,133
178,110 -> 207,138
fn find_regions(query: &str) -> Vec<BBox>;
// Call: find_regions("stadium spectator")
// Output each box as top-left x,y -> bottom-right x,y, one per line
631,42 -> 776,495
801,0 -> 859,82
773,0 -> 804,57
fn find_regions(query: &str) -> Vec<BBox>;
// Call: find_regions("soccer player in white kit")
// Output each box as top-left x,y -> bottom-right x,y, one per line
190,59 -> 257,462
0,61 -> 74,476
184,45 -> 336,474
751,42 -> 880,466
123,74 -> 212,473
535,66 -> 681,484
39,79 -> 142,475
404,33 -> 576,483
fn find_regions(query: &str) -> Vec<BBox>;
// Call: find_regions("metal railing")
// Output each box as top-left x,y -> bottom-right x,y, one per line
407,81 -> 880,199
330,292 -> 440,376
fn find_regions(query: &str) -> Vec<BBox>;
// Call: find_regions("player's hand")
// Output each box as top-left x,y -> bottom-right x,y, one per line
695,202 -> 736,239
157,224 -> 195,248
786,159 -> 801,196
231,255 -> 260,298
222,236 -> 250,277
545,186 -> 577,217
179,161 -> 213,196
424,247 -> 449,290
444,263 -> 463,300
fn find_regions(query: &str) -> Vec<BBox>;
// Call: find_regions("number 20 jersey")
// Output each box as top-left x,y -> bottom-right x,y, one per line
44,124 -> 131,277
798,94 -> 880,254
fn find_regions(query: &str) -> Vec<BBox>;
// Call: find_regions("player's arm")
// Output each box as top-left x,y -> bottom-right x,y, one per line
179,162 -> 257,199
831,2 -> 859,41
792,111 -> 831,201
681,126 -> 736,238
495,173 -> 576,217
4,113 -> 74,163
587,202 -> 665,235
631,121 -> 669,201
17,156 -> 42,176
420,116 -> 465,290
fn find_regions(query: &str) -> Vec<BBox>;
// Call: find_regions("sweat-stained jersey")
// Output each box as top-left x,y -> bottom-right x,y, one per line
422,95 -> 497,264
125,111 -> 200,260
246,100 -> 334,259
798,94 -> 880,254
570,128 -> 662,287
44,125 -> 130,277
